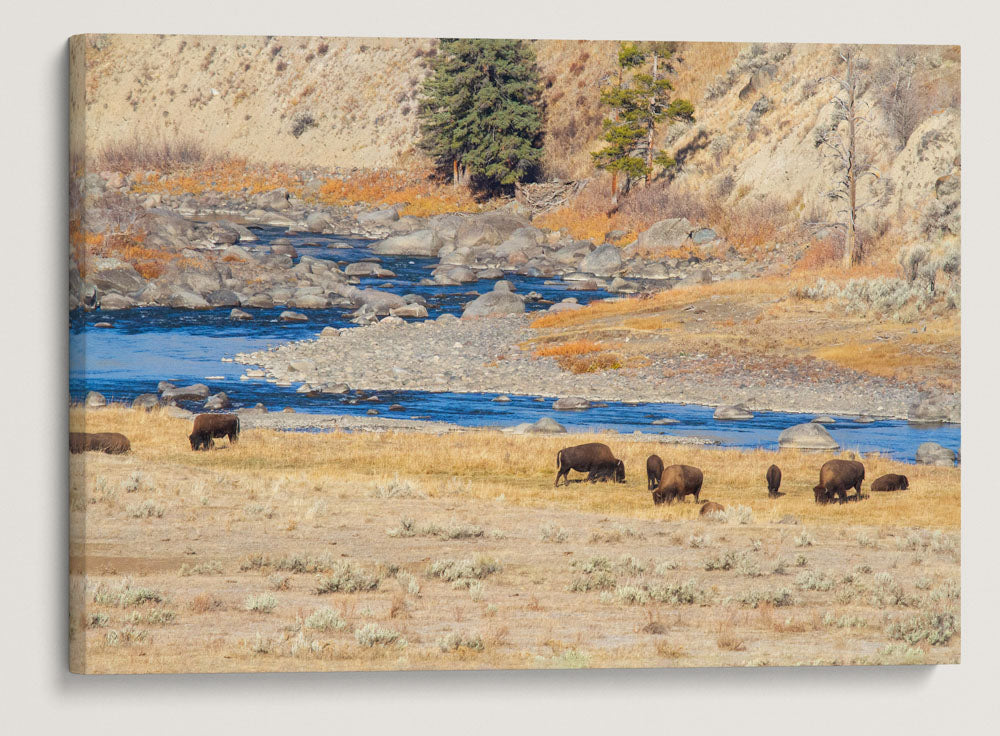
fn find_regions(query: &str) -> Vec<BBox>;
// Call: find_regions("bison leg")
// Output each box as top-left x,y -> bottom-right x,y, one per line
229,431 -> 239,444
555,468 -> 567,487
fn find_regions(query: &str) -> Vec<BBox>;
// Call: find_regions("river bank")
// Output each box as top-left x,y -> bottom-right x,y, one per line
235,312 -> 931,420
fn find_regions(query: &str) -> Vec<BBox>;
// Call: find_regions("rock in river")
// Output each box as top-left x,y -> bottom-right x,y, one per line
553,397 -> 591,410
371,229 -> 442,257
778,422 -> 839,450
279,310 -> 308,322
230,308 -> 252,321
578,244 -> 623,277
714,404 -> 754,420
461,283 -> 525,319
161,383 -> 211,403
915,442 -> 957,466
204,392 -> 231,410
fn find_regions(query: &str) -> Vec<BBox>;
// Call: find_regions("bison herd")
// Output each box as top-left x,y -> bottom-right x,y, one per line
71,417 -> 911,507
555,442 -> 910,506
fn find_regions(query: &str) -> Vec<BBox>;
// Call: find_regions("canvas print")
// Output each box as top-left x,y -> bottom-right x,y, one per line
68,35 -> 961,673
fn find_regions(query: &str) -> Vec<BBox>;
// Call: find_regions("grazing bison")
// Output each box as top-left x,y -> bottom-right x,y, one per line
871,473 -> 909,492
700,501 -> 725,516
646,454 -> 664,491
813,459 -> 865,504
766,464 -> 782,497
189,413 -> 240,451
555,443 -> 625,487
69,432 -> 131,455
653,464 -> 704,505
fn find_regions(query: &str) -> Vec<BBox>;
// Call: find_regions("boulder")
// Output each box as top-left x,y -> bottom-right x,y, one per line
636,218 -> 693,250
279,310 -> 308,322
462,285 -> 525,319
778,422 -> 839,450
90,265 -> 145,295
322,383 -> 351,394
579,244 -> 623,277
132,393 -> 159,410
344,261 -> 383,276
714,404 -> 754,420
204,392 -> 231,410
553,397 -> 591,411
915,442 -> 957,466
676,268 -> 713,287
209,226 -> 239,245
84,391 -> 106,408
288,294 -> 329,309
547,300 -> 584,314
652,418 -> 680,425
163,406 -> 194,420
221,245 -> 258,263
161,383 -> 211,403
230,308 -> 252,321
243,293 -> 274,309
908,397 -> 951,424
100,292 -> 136,310
257,188 -> 290,211
390,303 -> 429,319
436,313 -> 460,324
270,242 -> 298,258
493,395 -> 512,403
305,212 -> 331,233
357,208 -> 400,226
372,229 -> 442,257
167,289 -> 211,309
527,417 -> 567,434
205,289 -> 241,307
355,289 -> 407,315
691,228 -> 717,245
379,316 -> 406,326
436,265 -> 478,284
811,416 -> 836,424
157,381 -> 175,393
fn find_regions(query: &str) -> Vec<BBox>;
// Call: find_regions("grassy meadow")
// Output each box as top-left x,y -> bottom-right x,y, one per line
69,407 -> 960,673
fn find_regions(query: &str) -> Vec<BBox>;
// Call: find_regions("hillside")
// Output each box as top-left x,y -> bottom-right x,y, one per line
75,36 -> 959,223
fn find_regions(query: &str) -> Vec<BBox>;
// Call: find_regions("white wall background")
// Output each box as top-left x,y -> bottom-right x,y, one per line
1,1 -> 996,733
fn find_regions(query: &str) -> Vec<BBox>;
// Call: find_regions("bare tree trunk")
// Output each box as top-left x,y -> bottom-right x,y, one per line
453,159 -> 459,189
611,171 -> 618,205
645,52 -> 658,184
844,51 -> 857,269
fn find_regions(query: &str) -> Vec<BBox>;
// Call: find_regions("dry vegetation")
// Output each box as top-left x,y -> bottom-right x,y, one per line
527,273 -> 960,392
70,407 -> 958,673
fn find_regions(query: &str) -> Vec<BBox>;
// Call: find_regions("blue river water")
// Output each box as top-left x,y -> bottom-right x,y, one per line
69,227 -> 960,463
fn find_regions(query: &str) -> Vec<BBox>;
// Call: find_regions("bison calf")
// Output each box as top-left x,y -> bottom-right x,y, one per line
653,464 -> 703,505
871,473 -> 909,492
646,454 -> 664,491
813,459 -> 865,504
555,443 -> 625,487
69,432 -> 131,455
700,501 -> 725,516
766,464 -> 782,497
189,413 -> 240,451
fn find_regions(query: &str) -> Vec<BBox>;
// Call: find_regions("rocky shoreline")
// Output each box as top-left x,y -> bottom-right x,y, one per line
234,312 -> 943,421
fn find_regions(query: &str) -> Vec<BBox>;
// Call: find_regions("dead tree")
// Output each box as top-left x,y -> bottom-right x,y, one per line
813,47 -> 883,269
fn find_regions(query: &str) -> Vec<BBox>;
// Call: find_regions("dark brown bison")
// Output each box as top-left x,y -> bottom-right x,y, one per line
653,464 -> 704,505
189,413 -> 240,451
555,443 -> 625,487
813,459 -> 865,504
870,473 -> 909,492
766,464 -> 782,497
69,432 -> 131,455
646,454 -> 664,490
700,501 -> 725,516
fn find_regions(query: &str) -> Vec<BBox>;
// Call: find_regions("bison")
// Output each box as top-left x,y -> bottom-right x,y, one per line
555,443 -> 625,487
871,473 -> 909,492
766,464 -> 782,497
653,464 -> 703,505
646,454 -> 664,491
69,432 -> 131,455
813,459 -> 865,504
189,413 -> 240,451
700,501 -> 725,516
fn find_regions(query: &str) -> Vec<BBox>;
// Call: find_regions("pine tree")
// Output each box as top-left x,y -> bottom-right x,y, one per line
592,42 -> 694,201
418,39 -> 544,196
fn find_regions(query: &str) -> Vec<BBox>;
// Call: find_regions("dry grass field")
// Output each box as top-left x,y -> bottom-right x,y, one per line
70,407 -> 960,673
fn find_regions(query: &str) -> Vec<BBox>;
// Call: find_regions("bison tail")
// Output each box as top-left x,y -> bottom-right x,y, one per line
556,450 -> 562,469
236,415 -> 241,435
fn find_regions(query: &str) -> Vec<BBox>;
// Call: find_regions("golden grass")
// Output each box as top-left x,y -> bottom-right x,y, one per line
72,407 -> 960,530
317,169 -> 480,215
69,407 -> 960,673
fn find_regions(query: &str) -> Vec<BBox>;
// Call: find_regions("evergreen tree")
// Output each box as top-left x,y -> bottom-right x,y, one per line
592,42 -> 694,201
418,39 -> 544,195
